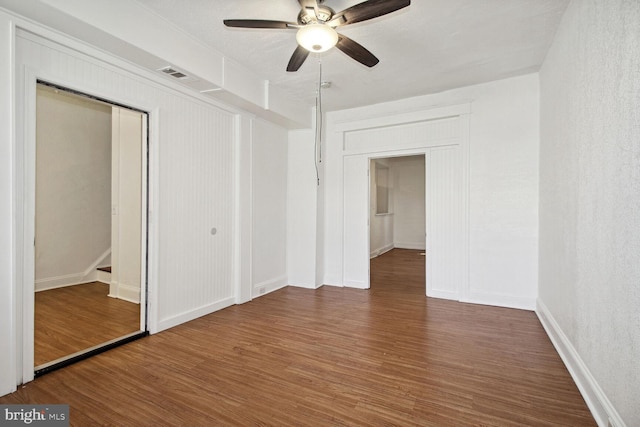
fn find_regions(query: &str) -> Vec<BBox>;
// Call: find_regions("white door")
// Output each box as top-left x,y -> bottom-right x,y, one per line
343,155 -> 370,289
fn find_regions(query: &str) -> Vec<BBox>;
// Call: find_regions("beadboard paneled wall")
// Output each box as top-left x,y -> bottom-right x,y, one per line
154,89 -> 236,330
15,30 -> 237,333
426,146 -> 464,300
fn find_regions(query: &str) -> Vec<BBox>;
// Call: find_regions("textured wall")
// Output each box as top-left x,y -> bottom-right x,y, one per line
539,0 -> 640,424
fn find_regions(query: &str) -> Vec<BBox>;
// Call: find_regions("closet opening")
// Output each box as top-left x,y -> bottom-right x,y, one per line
32,81 -> 149,377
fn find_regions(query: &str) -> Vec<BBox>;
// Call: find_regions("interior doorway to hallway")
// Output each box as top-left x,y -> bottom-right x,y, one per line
368,155 -> 426,293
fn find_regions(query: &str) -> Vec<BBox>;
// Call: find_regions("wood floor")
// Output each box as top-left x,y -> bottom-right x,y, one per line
2,249 -> 594,426
35,282 -> 140,366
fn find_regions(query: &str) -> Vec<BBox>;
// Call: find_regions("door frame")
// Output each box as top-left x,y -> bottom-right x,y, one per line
367,151 -> 428,292
17,71 -> 151,383
368,154 -> 427,290
335,103 -> 470,301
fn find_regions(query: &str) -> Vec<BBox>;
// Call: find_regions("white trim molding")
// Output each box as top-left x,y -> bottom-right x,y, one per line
536,299 -> 626,427
370,243 -> 394,259
328,102 -> 471,302
34,248 -> 113,292
253,274 -> 288,298
157,297 -> 236,333
393,242 -> 426,251
108,281 -> 140,304
463,292 -> 535,311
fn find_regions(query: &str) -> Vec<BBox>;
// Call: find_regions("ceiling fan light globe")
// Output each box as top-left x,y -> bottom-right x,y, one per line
296,24 -> 338,53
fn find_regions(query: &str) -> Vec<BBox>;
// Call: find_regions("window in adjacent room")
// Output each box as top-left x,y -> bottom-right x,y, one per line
375,162 -> 390,214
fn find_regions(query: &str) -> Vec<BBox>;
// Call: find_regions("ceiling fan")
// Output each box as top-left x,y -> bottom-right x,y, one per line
224,0 -> 411,72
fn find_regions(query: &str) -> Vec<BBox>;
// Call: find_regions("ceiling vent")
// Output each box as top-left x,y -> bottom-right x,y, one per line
158,66 -> 189,79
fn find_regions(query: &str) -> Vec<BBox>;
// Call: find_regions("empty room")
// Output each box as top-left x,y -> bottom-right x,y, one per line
0,1 -> 638,426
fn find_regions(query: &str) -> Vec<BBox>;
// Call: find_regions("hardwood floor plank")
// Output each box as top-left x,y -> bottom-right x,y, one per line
34,282 -> 140,366
2,249 -> 594,425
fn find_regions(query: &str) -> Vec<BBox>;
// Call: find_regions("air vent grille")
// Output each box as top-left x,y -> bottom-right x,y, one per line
158,66 -> 189,79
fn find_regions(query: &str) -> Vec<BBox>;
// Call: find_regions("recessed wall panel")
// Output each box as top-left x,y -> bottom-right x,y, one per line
344,116 -> 459,153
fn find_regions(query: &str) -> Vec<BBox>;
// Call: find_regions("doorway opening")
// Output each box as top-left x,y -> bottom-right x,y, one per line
33,82 -> 149,376
369,155 -> 426,293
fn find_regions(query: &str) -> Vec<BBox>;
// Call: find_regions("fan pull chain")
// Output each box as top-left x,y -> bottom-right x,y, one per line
314,59 -> 323,186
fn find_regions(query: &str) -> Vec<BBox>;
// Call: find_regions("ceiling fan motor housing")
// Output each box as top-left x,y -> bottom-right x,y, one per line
298,5 -> 335,24
224,0 -> 411,72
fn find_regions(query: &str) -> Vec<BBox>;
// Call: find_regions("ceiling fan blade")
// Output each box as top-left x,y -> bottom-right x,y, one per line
335,35 -> 379,68
287,45 -> 310,72
223,19 -> 298,29
329,0 -> 410,27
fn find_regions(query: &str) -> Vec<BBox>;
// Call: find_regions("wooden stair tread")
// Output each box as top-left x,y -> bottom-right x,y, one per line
97,266 -> 111,273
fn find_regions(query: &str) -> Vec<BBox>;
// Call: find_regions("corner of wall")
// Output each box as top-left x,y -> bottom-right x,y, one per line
536,298 -> 625,427
0,9 -> 17,397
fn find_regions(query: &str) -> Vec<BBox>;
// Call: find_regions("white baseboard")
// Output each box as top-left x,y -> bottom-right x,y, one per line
108,281 -> 140,304
253,275 -> 288,298
370,243 -> 394,259
426,289 -> 457,300
394,242 -> 426,251
344,279 -> 368,289
95,271 -> 111,285
35,273 -> 86,292
96,270 -> 111,285
118,284 -> 140,304
156,297 -> 236,333
35,248 -> 112,292
463,291 -> 536,311
288,281 -> 320,290
370,243 -> 426,258
536,299 -> 625,427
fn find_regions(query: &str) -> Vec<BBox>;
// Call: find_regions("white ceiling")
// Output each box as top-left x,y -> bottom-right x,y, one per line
134,0 -> 569,112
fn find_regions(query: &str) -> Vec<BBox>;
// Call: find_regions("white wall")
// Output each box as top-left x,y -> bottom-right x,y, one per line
391,156 -> 425,250
538,1 -> 640,425
323,74 -> 539,309
287,129 -> 318,288
110,107 -> 143,303
252,118 -> 288,296
35,85 -> 112,290
0,9 -> 16,398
